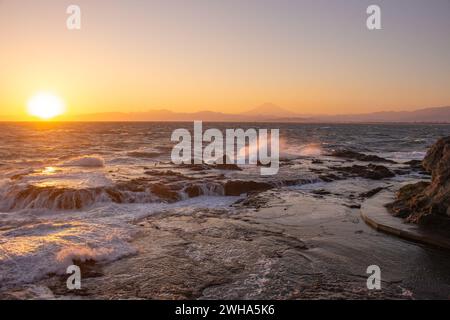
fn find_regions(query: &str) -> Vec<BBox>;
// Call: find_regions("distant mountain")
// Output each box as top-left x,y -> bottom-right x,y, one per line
64,105 -> 449,123
312,106 -> 450,123
62,104 -> 309,122
2,105 -> 450,123
240,103 -> 299,118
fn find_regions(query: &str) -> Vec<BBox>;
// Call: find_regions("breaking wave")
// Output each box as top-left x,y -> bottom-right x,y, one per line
0,177 -> 318,212
60,156 -> 105,168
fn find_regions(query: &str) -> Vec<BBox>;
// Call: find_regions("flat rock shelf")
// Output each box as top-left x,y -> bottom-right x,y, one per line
361,191 -> 450,250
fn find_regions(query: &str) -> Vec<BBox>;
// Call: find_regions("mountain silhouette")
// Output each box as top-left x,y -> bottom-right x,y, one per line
240,103 -> 299,118
3,105 -> 450,123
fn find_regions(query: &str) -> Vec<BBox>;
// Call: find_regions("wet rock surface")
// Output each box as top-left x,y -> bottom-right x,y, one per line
2,124 -> 450,300
387,137 -> 450,229
3,145 -> 450,299
359,187 -> 386,199
331,164 -> 395,180
3,162 -> 450,299
224,180 -> 273,196
31,186 -> 450,300
331,149 -> 396,164
405,160 -> 427,174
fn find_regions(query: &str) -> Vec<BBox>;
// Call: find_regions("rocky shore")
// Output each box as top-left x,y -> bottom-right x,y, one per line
2,137 -> 450,299
8,179 -> 446,300
387,137 -> 450,230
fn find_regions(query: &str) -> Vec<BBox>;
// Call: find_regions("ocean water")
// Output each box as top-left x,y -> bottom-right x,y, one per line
0,122 -> 449,289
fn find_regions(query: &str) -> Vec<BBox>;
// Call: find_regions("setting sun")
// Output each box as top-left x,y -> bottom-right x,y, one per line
27,93 -> 65,120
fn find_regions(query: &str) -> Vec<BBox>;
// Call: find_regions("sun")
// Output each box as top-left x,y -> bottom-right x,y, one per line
27,92 -> 65,120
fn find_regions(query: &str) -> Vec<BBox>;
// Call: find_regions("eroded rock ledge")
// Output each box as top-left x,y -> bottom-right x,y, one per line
387,137 -> 450,229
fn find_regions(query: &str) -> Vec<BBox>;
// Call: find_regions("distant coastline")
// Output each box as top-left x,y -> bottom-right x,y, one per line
1,104 -> 450,123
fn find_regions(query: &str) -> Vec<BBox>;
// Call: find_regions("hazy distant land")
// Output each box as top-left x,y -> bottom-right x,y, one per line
2,104 -> 450,123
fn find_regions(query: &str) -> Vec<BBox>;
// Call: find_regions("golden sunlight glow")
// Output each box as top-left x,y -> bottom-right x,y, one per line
27,93 -> 65,120
42,166 -> 57,174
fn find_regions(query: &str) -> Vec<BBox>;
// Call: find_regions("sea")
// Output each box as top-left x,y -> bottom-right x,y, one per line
1,122 -> 449,290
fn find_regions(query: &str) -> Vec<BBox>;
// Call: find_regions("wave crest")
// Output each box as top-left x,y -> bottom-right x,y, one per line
60,156 -> 105,168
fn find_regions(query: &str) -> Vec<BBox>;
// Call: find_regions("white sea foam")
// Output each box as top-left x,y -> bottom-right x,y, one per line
379,151 -> 427,162
0,195 -> 240,290
280,143 -> 323,159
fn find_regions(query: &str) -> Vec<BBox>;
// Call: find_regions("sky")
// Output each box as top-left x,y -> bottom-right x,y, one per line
0,0 -> 449,119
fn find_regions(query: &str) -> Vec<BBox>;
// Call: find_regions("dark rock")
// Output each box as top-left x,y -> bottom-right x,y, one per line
178,157 -> 242,171
345,204 -> 361,209
312,189 -> 332,196
127,151 -> 161,158
405,160 -> 424,171
224,180 -> 273,196
105,188 -> 125,203
405,159 -> 429,175
359,187 -> 385,198
185,185 -> 202,198
150,183 -> 180,202
211,163 -> 242,171
179,163 -> 211,171
386,136 -> 450,228
116,179 -> 149,192
319,174 -> 341,182
332,164 -> 395,180
386,182 -> 430,219
144,170 -> 190,179
331,149 -> 396,164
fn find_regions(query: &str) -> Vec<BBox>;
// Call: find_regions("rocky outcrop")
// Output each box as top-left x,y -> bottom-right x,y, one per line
387,137 -> 450,228
150,183 -> 180,202
224,180 -> 273,196
405,160 -> 426,173
331,164 -> 395,180
331,149 -> 396,164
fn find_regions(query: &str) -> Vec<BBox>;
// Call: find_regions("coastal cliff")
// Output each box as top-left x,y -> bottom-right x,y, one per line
387,137 -> 450,229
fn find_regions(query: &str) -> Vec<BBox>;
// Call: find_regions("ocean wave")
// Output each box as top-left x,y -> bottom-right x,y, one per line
0,220 -> 136,288
59,156 -> 105,168
380,151 -> 427,161
280,143 -> 323,159
126,151 -> 161,158
0,176 -> 319,212
0,184 -> 156,211
56,245 -> 132,267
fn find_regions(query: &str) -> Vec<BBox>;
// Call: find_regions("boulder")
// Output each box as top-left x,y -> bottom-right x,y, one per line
185,185 -> 202,198
150,183 -> 180,202
405,160 -> 425,172
386,137 -> 450,227
224,180 -> 273,196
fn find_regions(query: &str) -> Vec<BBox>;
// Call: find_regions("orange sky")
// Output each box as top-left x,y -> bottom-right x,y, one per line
1,0 -> 450,120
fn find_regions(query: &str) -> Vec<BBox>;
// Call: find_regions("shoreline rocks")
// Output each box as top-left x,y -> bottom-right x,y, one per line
331,164 -> 395,180
386,137 -> 450,229
331,149 -> 396,164
224,180 -> 273,196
